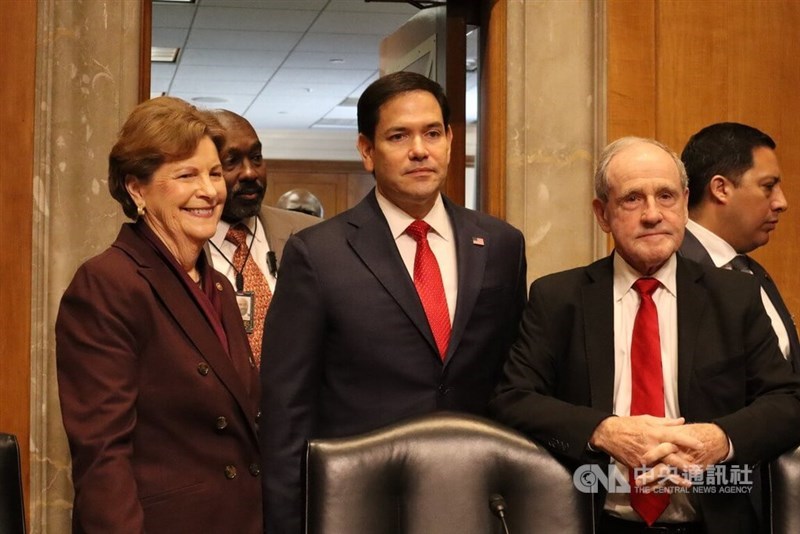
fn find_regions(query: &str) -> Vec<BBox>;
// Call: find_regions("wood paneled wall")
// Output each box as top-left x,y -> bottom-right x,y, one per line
264,160 -> 375,219
0,0 -> 36,512
478,0 -> 506,219
608,0 -> 800,317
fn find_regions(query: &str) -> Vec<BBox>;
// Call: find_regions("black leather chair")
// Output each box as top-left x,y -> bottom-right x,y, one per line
0,433 -> 26,534
305,412 -> 593,534
768,445 -> 800,534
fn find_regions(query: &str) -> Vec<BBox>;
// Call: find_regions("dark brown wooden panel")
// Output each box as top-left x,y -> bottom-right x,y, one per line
264,160 -> 374,218
609,0 -> 800,321
0,0 -> 37,519
478,0 -> 506,218
607,0 -> 657,141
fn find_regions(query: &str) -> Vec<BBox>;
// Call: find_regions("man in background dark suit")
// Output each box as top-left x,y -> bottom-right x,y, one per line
260,71 -> 527,533
679,122 -> 799,371
490,137 -> 800,533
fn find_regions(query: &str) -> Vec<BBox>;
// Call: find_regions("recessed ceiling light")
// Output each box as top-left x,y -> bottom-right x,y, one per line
338,97 -> 359,107
329,58 -> 345,64
151,47 -> 179,63
191,96 -> 227,103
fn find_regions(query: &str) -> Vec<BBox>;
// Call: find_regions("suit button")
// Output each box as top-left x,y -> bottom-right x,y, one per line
197,363 -> 210,376
224,465 -> 237,479
216,416 -> 228,430
255,410 -> 261,422
249,463 -> 261,477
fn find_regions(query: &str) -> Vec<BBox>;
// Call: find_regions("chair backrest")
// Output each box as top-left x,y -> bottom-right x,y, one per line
0,433 -> 26,534
305,412 -> 592,534
768,445 -> 800,534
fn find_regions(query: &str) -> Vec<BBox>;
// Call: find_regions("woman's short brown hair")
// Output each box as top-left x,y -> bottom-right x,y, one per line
108,96 -> 226,219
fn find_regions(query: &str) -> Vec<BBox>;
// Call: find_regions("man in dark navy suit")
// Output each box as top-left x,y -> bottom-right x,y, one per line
260,72 -> 527,533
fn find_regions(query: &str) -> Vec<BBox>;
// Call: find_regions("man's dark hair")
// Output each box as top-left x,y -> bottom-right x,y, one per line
682,122 -> 776,208
357,71 -> 450,141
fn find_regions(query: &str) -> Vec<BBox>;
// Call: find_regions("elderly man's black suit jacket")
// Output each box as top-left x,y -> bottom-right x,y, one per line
490,254 -> 800,534
260,189 -> 527,533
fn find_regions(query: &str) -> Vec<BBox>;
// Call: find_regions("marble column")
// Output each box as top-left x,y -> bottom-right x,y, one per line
505,0 -> 608,283
30,0 -> 141,531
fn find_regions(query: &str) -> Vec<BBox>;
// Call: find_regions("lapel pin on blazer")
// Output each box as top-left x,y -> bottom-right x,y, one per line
472,236 -> 485,246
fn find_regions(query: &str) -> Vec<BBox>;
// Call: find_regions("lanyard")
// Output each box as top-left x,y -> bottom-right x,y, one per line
209,220 -> 258,292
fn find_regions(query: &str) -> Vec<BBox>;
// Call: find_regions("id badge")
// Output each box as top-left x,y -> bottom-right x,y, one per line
235,291 -> 255,333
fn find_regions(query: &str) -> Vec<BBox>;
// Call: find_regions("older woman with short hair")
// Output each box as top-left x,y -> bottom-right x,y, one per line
56,96 -> 261,533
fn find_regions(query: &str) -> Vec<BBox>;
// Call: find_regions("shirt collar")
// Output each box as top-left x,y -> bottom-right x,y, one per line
375,189 -> 452,242
211,216 -> 260,247
686,219 -> 738,268
613,252 -> 678,301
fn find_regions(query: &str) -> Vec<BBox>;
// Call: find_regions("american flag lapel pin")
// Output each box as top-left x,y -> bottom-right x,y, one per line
472,236 -> 485,246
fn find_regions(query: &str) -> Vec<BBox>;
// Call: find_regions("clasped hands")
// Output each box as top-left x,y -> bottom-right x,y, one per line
589,415 -> 730,491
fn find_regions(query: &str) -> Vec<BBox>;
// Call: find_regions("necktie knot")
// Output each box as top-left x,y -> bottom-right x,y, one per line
406,220 -> 432,243
225,223 -> 249,248
729,254 -> 751,272
633,277 -> 660,297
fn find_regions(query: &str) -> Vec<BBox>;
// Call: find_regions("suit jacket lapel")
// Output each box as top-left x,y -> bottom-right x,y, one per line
679,229 -> 716,268
115,226 -> 256,437
583,256 -> 708,415
675,257 -> 707,414
260,206 -> 289,262
140,267 -> 255,421
583,257 -> 615,413
215,269 -> 259,399
445,200 -> 487,365
346,192 -> 438,355
748,258 -> 800,371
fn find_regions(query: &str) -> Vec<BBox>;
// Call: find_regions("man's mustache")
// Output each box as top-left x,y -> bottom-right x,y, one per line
232,183 -> 264,197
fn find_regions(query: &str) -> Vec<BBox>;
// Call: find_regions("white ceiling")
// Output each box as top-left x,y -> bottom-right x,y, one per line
151,0 -> 420,136
150,0 -> 479,161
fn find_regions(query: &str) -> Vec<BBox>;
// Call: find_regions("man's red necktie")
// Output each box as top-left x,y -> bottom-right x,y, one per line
406,220 -> 451,360
629,277 -> 669,525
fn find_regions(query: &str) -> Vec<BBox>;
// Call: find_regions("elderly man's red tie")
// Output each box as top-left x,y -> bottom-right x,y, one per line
406,220 -> 451,360
629,277 -> 669,525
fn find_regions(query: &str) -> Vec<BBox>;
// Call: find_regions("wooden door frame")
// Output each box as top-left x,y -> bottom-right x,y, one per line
477,0 -> 506,218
